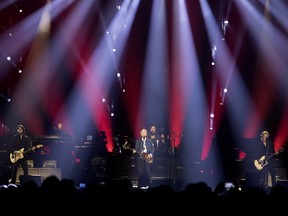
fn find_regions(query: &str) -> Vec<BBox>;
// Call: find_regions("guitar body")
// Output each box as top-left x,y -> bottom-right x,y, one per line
123,144 -> 153,163
254,156 -> 267,171
141,152 -> 153,164
254,148 -> 284,171
10,144 -> 43,163
10,148 -> 25,163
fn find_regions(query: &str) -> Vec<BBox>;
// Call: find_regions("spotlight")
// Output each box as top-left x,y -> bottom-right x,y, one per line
209,114 -> 214,130
221,19 -> 229,40
211,45 -> 217,65
0,93 -> 11,102
220,88 -> 228,105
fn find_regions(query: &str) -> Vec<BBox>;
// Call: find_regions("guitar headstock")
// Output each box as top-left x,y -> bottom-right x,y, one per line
122,141 -> 130,150
276,148 -> 284,154
33,144 -> 43,149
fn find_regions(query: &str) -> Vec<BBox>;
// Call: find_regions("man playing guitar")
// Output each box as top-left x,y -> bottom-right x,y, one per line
8,124 -> 32,184
133,128 -> 155,188
254,130 -> 279,189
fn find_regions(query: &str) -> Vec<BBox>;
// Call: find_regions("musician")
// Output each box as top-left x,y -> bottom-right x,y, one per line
255,130 -> 277,189
133,128 -> 155,188
8,124 -> 32,184
148,125 -> 167,155
51,122 -> 69,137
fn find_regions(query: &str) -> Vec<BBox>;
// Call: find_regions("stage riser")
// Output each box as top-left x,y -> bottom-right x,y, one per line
16,168 -> 61,184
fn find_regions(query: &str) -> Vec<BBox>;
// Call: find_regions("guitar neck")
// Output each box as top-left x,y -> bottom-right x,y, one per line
266,154 -> 274,161
23,148 -> 33,154
22,145 -> 42,154
266,148 -> 283,161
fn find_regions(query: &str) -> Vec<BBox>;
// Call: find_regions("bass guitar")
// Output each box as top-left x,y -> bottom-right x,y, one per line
10,144 -> 43,163
123,144 -> 153,164
254,148 -> 284,170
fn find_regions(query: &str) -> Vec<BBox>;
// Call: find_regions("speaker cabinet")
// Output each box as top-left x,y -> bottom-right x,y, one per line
16,168 -> 61,184
275,168 -> 287,181
171,157 -> 184,180
106,155 -> 132,179
152,157 -> 171,179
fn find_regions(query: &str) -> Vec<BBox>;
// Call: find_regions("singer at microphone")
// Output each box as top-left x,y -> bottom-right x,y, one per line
133,128 -> 155,187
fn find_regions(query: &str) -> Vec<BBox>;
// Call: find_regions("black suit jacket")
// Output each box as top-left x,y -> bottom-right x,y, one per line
135,137 -> 155,156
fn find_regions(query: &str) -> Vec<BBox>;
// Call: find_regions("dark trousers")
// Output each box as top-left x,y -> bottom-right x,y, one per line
261,165 -> 276,188
10,159 -> 28,184
136,157 -> 152,187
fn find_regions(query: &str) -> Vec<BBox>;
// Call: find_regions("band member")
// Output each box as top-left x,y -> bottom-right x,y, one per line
148,125 -> 167,155
52,122 -> 69,137
133,128 -> 155,188
254,130 -> 279,189
8,124 -> 32,184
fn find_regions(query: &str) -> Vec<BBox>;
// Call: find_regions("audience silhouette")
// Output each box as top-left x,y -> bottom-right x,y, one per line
0,174 -> 287,212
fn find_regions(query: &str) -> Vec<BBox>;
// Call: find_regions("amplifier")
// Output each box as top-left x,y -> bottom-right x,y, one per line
27,160 -> 34,168
43,160 -> 57,168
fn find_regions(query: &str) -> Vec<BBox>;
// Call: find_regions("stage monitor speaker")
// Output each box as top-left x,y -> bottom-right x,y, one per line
19,175 -> 41,186
152,157 -> 171,179
245,171 -> 263,188
151,178 -> 174,188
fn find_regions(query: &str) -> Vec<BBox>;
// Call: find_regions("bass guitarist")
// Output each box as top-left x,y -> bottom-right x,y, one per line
8,124 -> 32,184
254,130 -> 277,189
133,128 -> 155,188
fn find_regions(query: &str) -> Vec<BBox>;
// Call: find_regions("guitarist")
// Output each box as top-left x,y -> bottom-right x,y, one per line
8,124 -> 32,184
254,130 -> 277,189
133,128 -> 155,188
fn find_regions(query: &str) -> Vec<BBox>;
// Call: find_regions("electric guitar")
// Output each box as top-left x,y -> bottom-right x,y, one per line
123,144 -> 153,164
254,148 -> 284,170
10,144 -> 43,163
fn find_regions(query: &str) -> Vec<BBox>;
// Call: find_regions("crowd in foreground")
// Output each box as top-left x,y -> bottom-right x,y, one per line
0,175 -> 287,214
